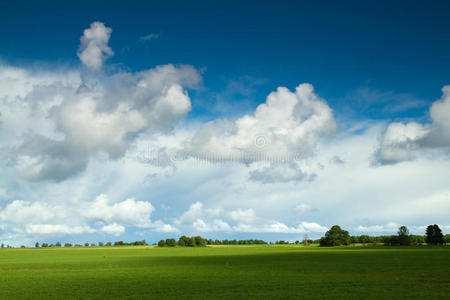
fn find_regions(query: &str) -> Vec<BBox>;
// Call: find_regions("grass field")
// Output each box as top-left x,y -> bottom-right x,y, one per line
0,245 -> 449,299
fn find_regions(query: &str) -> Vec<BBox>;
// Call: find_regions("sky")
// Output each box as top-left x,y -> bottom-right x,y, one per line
0,1 -> 449,246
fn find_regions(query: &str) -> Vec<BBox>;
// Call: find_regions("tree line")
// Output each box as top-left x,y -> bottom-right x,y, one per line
318,224 -> 447,246
157,236 -> 267,247
32,240 -> 148,248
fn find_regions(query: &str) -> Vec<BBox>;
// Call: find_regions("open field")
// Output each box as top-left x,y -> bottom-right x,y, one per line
0,245 -> 449,299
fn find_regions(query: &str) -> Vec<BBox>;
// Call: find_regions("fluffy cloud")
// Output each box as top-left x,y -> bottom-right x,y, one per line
233,221 -> 328,234
175,202 -> 203,225
228,208 -> 257,224
0,200 -> 67,225
375,85 -> 450,164
187,83 -> 336,163
100,223 -> 125,236
173,203 -> 328,234
0,22 -> 201,181
77,22 -> 113,70
26,224 -> 96,235
374,122 -> 430,164
82,194 -> 154,228
192,219 -> 232,232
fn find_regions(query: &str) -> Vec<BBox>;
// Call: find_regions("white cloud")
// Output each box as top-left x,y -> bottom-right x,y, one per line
0,62 -> 200,181
100,223 -> 125,236
375,85 -> 450,164
228,208 -> 256,224
232,221 -> 328,234
249,163 -> 315,184
151,221 -> 179,233
140,33 -> 159,41
187,83 -> 336,163
82,194 -> 154,228
0,200 -> 66,225
175,202 -> 204,225
192,219 -> 232,232
77,22 -> 113,70
25,224 -> 95,235
374,122 -> 430,164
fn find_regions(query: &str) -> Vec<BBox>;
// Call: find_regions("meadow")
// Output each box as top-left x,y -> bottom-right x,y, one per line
0,245 -> 448,299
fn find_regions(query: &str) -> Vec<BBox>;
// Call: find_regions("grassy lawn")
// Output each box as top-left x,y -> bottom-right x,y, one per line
0,245 -> 448,299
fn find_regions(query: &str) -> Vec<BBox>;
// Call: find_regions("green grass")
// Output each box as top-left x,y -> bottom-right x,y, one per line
0,245 -> 449,299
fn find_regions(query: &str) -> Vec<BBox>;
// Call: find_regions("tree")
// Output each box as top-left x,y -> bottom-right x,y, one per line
320,225 -> 350,246
98,242 -> 104,247
158,240 -> 165,247
55,242 -> 62,247
397,226 -> 411,246
35,242 -> 39,248
165,238 -> 177,247
64,243 -> 72,247
425,224 -> 444,245
445,234 -> 450,244
178,235 -> 195,247
193,236 -> 206,247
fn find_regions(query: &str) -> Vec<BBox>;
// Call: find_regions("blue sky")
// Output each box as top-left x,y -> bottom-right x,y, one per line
0,1 -> 449,245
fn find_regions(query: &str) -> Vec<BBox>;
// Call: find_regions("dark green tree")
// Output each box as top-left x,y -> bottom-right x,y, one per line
165,238 -> 177,247
425,224 -> 444,245
193,236 -> 206,247
320,225 -> 350,246
178,235 -> 195,247
158,240 -> 165,247
397,226 -> 411,246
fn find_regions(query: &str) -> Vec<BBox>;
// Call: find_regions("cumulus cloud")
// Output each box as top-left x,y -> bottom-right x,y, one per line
82,194 -> 154,228
175,202 -> 204,225
0,55 -> 200,181
77,22 -> 113,70
0,200 -> 67,225
26,224 -> 96,235
374,122 -> 430,164
233,221 -> 328,234
187,83 -> 336,163
0,21 -> 201,182
100,223 -> 125,236
228,208 -> 257,224
173,203 -> 327,234
374,85 -> 450,164
0,193 -> 173,237
192,219 -> 232,232
151,221 -> 179,233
